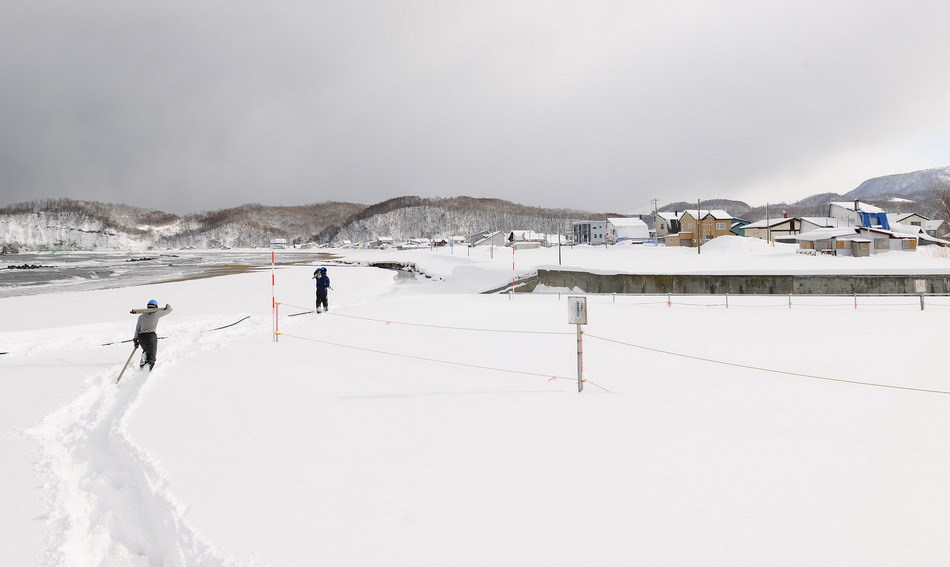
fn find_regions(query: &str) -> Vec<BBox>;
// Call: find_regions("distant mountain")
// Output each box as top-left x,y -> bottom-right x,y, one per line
0,199 -> 363,251
0,197 -> 602,252
844,166 -> 950,200
4,165 -> 950,252
319,196 -> 595,243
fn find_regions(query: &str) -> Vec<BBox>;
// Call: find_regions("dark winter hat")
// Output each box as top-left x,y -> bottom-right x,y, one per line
147,299 -> 159,307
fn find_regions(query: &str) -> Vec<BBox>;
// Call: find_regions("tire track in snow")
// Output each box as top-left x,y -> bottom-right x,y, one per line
28,315 -> 267,567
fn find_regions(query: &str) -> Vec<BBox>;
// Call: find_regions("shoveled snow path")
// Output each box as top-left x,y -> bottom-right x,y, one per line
15,265 -> 397,565
27,314 -> 266,566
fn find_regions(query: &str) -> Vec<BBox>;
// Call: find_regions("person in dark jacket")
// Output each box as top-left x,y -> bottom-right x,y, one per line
133,299 -> 173,370
313,267 -> 331,313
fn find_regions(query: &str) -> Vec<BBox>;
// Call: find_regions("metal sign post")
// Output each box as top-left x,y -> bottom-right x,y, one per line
567,296 -> 588,392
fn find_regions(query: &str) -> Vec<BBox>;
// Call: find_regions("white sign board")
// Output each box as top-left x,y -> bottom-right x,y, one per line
567,296 -> 588,325
915,279 -> 927,293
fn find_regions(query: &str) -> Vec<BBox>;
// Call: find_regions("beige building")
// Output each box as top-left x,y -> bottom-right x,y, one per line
676,209 -> 734,247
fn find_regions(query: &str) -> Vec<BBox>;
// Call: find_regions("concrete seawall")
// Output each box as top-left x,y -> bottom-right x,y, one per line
536,269 -> 950,295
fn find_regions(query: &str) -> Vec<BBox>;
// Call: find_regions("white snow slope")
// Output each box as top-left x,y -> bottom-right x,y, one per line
2,242 -> 950,566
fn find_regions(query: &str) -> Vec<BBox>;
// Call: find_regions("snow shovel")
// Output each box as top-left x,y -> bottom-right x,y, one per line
115,345 -> 139,384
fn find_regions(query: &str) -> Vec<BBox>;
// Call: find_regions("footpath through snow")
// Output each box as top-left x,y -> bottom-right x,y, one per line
2,265 -> 362,566
11,274 -> 279,566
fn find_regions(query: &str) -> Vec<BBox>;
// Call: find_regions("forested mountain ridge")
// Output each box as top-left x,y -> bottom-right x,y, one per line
0,197 -> 601,251
3,163 -> 949,252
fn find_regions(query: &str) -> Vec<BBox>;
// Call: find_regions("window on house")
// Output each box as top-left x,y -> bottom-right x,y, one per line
716,222 -> 725,230
911,221 -> 921,226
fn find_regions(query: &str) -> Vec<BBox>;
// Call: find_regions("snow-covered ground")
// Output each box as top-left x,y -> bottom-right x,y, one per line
2,241 -> 950,566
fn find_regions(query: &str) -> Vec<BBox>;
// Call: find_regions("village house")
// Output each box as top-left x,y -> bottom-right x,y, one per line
925,219 -> 948,238
741,216 -> 803,241
653,212 -> 680,238
670,209 -> 733,247
730,219 -> 750,236
606,217 -> 650,243
368,236 -> 394,249
572,221 -> 608,245
888,212 -> 929,229
744,215 -> 848,242
467,230 -> 506,247
794,226 -> 920,256
508,230 -> 546,249
829,200 -> 890,229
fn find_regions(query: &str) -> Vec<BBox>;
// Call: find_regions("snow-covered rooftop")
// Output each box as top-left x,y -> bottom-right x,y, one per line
831,201 -> 886,213
743,217 -> 798,229
679,209 -> 732,220
793,227 -> 859,241
607,217 -> 649,228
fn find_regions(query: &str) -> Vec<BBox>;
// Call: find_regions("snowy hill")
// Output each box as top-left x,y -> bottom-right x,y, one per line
326,196 -> 593,244
844,166 -> 950,200
0,198 -> 598,251
0,199 -> 362,251
4,166 -> 950,252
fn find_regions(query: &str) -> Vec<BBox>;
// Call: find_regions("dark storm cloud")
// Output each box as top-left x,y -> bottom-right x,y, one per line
2,1 -> 950,214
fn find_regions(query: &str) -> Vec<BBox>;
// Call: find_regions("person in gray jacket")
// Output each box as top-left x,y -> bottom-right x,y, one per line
133,299 -> 173,370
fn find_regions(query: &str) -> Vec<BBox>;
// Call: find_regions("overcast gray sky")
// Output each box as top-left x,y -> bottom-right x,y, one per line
2,1 -> 949,214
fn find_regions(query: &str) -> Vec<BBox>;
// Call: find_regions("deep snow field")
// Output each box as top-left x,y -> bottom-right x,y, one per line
2,239 -> 950,566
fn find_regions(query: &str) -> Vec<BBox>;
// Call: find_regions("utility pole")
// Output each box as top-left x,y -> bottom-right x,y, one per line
697,198 -> 702,255
652,198 -> 660,243
558,219 -> 563,266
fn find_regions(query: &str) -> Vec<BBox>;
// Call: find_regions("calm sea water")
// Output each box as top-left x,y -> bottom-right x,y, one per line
0,250 -> 310,299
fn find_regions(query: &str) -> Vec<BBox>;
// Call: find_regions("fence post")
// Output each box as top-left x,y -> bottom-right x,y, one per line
920,293 -> 926,311
788,292 -> 792,309
725,293 -> 729,309
576,324 -> 584,393
854,293 -> 857,309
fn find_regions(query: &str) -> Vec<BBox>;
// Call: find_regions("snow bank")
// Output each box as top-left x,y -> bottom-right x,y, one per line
2,248 -> 950,566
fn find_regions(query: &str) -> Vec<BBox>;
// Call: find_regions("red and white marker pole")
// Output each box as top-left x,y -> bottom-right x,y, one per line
272,251 -> 278,342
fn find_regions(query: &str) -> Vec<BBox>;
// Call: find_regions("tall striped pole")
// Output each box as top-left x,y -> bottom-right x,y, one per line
272,251 -> 278,342
511,246 -> 516,289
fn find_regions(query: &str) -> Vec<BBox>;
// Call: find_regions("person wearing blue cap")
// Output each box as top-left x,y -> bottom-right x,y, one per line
312,267 -> 331,313
133,299 -> 173,370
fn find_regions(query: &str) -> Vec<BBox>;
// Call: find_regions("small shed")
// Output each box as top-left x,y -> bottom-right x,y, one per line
850,239 -> 871,257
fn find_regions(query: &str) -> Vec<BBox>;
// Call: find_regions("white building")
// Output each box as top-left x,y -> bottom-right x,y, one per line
606,218 -> 650,243
572,221 -> 607,245
653,212 -> 680,237
829,201 -> 890,229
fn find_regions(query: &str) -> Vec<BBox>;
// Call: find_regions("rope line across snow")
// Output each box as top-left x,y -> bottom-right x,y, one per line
278,302 -> 573,336
584,333 -> 950,396
277,297 -> 943,395
275,332 -> 609,392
